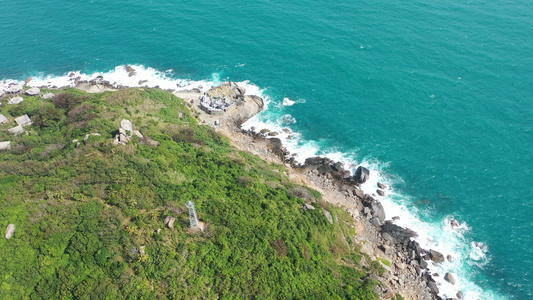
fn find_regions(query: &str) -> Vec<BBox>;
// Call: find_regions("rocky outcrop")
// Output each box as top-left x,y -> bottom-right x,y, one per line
5,224 -> 15,239
7,84 -> 23,93
381,222 -> 418,245
355,166 -> 370,183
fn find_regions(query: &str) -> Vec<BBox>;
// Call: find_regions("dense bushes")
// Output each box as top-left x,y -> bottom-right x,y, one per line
0,88 -> 376,299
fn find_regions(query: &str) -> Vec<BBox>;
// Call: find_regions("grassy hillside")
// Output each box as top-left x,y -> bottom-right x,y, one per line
0,88 -> 379,299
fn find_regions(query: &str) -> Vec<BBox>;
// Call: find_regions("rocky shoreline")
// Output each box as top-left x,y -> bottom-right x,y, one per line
197,83 -> 462,300
1,77 -> 460,299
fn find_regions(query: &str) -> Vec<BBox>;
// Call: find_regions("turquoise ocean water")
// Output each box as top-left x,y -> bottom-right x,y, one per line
1,0 -> 532,298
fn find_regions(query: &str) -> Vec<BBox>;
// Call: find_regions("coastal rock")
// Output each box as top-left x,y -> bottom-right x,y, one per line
444,272 -> 456,285
381,221 -> 418,244
0,90 -> 5,98
419,259 -> 428,269
164,216 -> 176,229
268,132 -> 279,136
5,224 -> 15,239
354,188 -> 365,199
7,84 -> 23,93
376,189 -> 385,196
447,254 -> 454,262
456,291 -> 464,299
429,249 -> 445,263
370,217 -> 382,227
305,157 -> 331,167
354,166 -> 370,183
370,200 -> 386,222
26,87 -> 40,96
124,65 -> 136,77
378,182 -> 387,189
427,281 -> 439,294
260,129 -> 270,134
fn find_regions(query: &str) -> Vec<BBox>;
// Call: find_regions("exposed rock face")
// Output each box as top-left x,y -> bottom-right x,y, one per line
355,166 -> 370,183
164,216 -> 176,229
444,272 -> 456,285
120,119 -> 133,133
5,224 -> 15,239
0,114 -> 8,125
429,249 -> 445,263
26,87 -> 40,96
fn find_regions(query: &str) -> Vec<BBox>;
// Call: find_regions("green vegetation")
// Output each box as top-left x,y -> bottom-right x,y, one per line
377,257 -> 391,268
0,88 -> 377,299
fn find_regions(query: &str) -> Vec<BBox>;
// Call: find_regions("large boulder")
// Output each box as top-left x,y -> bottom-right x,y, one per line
8,96 -> 24,105
444,272 -> 456,285
304,156 -> 331,167
5,224 -> 15,239
429,249 -> 445,263
370,201 -> 386,223
427,281 -> 439,294
354,166 -> 370,183
7,84 -> 23,93
26,87 -> 40,96
0,141 -> 11,150
164,216 -> 176,229
120,119 -> 133,134
381,221 -> 418,244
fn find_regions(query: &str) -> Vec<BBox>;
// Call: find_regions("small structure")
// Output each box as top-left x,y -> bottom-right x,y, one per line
8,97 -> 23,105
0,141 -> 11,150
0,114 -> 8,125
200,94 -> 234,115
15,114 -> 32,127
186,201 -> 200,229
8,125 -> 24,135
26,87 -> 40,96
5,224 -> 15,239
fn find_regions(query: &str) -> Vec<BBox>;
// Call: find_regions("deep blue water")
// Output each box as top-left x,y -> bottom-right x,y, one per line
1,0 -> 532,298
